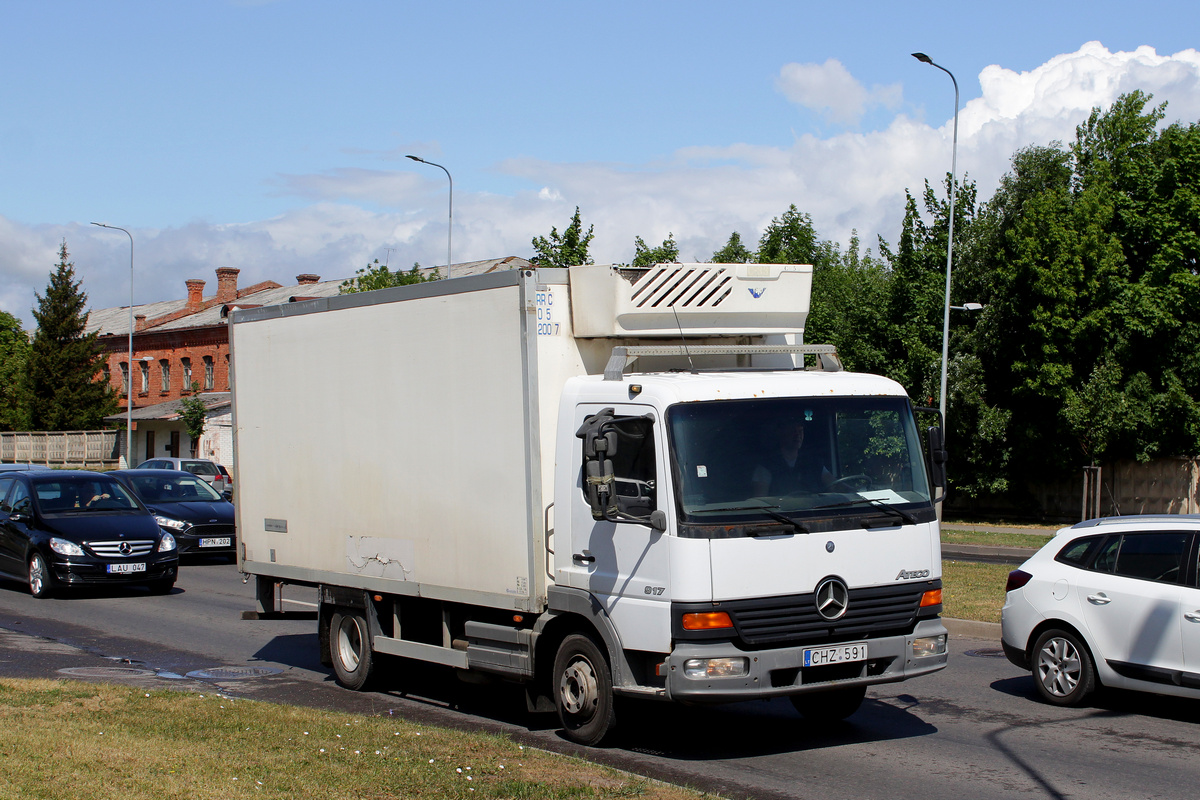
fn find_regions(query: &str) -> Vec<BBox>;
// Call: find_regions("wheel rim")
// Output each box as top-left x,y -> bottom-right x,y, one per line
1036,636 -> 1081,697
29,556 -> 45,596
335,617 -> 363,673
559,654 -> 600,717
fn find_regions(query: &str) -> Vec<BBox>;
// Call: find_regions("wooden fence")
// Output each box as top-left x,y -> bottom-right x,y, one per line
0,430 -> 121,469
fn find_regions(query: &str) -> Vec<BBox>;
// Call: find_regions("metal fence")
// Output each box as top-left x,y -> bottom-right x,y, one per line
0,430 -> 121,469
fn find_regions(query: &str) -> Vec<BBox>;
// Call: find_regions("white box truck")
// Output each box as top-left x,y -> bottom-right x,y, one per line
230,263 -> 949,745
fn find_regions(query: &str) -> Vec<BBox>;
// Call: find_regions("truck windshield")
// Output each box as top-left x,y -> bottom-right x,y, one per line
667,396 -> 933,532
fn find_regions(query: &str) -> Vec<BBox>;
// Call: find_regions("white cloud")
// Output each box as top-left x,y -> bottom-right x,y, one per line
3,43 -> 1199,333
776,59 -> 902,125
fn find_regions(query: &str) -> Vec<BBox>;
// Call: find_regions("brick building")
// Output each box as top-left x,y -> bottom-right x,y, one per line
86,267 -> 345,464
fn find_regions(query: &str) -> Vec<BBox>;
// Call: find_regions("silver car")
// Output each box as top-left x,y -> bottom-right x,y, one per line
135,458 -> 231,496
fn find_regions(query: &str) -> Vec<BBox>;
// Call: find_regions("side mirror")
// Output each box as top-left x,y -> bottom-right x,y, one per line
926,425 -> 947,491
576,408 -> 663,530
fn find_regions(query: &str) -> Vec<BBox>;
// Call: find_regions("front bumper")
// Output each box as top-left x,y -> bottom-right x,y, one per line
662,618 -> 948,702
52,555 -> 178,586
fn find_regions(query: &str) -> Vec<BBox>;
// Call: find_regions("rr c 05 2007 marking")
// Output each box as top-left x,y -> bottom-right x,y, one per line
896,569 -> 931,580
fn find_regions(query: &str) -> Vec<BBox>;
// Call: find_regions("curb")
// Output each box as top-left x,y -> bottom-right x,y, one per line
943,617 -> 1002,641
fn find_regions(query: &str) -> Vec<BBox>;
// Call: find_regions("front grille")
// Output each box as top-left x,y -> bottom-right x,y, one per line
730,583 -> 931,647
189,524 -> 235,537
674,580 -> 939,649
86,540 -> 156,557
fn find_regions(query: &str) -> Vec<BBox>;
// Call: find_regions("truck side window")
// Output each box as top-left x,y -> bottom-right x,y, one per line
581,417 -> 657,517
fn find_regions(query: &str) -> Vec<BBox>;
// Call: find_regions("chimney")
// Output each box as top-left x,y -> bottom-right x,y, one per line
296,274 -> 320,285
185,279 -> 205,310
135,314 -> 147,332
215,267 -> 240,303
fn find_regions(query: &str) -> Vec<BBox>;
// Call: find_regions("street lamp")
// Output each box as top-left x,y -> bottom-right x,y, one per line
91,222 -> 135,466
406,155 -> 453,270
911,52 -> 960,425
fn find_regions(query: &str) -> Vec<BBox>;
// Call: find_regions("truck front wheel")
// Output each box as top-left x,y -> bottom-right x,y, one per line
329,611 -> 375,691
553,633 -> 616,746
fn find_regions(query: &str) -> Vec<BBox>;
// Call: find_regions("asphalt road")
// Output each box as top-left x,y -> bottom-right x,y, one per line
2,560 -> 1200,800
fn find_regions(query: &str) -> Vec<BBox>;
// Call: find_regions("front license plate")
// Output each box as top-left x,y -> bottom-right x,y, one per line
803,641 -> 868,667
107,562 -> 147,574
200,537 -> 231,548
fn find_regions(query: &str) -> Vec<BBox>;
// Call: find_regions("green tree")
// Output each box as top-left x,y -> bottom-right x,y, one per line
530,207 -> 594,267
710,231 -> 753,263
952,91 -> 1200,504
630,233 -> 679,267
178,382 -> 209,458
756,205 -> 821,265
0,311 -> 32,431
26,242 -> 118,431
340,260 -> 439,294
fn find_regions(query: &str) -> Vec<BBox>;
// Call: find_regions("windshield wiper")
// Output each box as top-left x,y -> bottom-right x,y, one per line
811,497 -> 917,525
698,503 -> 810,534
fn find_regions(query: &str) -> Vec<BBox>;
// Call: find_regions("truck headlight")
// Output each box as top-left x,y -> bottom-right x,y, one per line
683,657 -> 749,679
912,635 -> 947,658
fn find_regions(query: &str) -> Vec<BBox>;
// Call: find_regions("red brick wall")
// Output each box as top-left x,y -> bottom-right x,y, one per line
98,326 -> 230,411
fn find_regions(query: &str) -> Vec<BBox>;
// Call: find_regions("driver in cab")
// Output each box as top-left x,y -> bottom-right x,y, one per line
750,416 -> 833,496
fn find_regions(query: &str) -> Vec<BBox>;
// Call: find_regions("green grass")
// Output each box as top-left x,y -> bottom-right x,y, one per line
940,560 -> 1014,624
941,528 -> 1052,549
0,679 -> 712,800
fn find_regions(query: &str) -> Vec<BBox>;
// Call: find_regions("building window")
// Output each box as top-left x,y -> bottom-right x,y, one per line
145,429 -> 155,462
119,362 -> 129,395
203,355 -> 214,390
139,360 -> 150,394
102,363 -> 111,386
224,354 -> 231,390
182,358 -> 192,392
160,360 -> 170,393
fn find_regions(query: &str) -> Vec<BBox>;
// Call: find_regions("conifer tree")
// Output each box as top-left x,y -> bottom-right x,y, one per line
26,242 -> 118,430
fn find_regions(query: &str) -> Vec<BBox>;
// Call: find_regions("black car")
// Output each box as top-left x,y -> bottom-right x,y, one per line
0,470 -> 178,598
108,469 -> 236,558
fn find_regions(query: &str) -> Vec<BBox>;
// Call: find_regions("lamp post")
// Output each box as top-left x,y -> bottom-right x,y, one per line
91,222 -> 135,466
911,52 -> 960,424
406,155 -> 453,270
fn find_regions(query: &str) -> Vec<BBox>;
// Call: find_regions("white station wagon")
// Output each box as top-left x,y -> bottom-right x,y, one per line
1002,515 -> 1200,706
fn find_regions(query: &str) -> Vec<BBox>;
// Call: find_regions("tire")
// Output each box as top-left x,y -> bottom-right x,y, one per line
1032,628 -> 1095,706
553,633 -> 616,746
330,611 -> 375,691
28,553 -> 54,599
789,685 -> 866,721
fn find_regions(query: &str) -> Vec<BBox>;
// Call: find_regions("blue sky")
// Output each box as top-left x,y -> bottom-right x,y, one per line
3,0 -> 1199,326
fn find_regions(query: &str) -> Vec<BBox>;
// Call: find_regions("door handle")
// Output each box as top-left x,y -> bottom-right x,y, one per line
572,553 -> 596,564
1087,593 -> 1111,605
1185,611 -> 1200,623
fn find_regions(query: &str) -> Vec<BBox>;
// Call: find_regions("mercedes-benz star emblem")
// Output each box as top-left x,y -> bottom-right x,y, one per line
118,541 -> 133,556
814,577 -> 849,621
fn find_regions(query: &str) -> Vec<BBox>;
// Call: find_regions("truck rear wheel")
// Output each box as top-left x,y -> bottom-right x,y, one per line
330,611 -> 375,691
553,633 -> 616,746
790,685 -> 866,721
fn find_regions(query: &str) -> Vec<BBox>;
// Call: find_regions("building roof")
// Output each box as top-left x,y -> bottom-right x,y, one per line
104,392 -> 231,423
86,273 -> 344,337
86,257 -> 531,338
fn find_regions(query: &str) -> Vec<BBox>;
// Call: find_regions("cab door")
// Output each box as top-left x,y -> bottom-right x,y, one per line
562,403 -> 672,653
